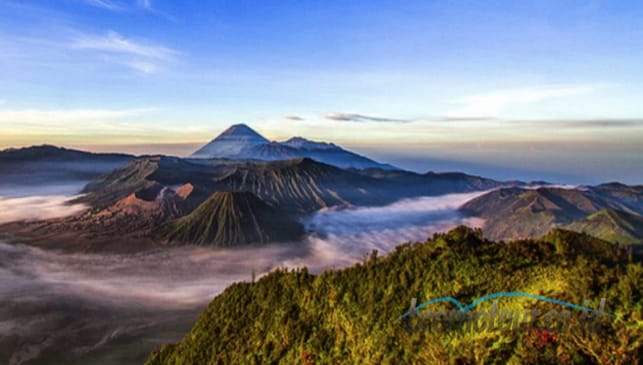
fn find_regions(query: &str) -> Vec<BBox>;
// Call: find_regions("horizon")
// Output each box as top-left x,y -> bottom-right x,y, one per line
1,1 -> 643,184
1,123 -> 638,185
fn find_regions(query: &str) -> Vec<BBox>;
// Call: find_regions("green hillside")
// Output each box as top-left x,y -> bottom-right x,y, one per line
145,227 -> 642,364
460,187 -> 640,241
566,209 -> 643,244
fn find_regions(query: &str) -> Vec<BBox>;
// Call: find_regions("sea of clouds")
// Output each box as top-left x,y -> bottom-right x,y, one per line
0,183 -> 486,364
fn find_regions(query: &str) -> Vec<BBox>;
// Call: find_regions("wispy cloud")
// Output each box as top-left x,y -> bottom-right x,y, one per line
0,105 -> 217,145
126,60 -> 160,74
83,0 -> 152,12
449,84 -> 601,118
324,112 -> 411,123
71,31 -> 177,59
0,106 -> 154,125
434,116 -> 497,122
82,0 -> 175,21
137,0 -> 152,10
512,118 -> 643,128
70,31 -> 178,73
285,115 -> 304,121
83,0 -> 123,11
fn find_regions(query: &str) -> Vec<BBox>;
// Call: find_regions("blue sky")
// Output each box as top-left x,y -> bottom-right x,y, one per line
0,0 -> 642,183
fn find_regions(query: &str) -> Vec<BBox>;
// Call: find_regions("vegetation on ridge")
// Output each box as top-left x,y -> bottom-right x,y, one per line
460,187 -> 643,243
145,227 -> 642,364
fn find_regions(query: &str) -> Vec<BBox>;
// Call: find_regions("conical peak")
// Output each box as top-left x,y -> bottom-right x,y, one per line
191,124 -> 269,158
221,124 -> 264,137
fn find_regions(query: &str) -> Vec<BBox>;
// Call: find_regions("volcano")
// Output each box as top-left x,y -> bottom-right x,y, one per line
190,124 -> 398,170
191,124 -> 270,158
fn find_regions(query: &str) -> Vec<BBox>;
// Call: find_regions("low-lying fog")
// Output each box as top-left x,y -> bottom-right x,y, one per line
0,184 -> 485,365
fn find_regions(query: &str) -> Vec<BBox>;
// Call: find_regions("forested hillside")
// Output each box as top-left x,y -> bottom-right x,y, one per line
146,227 -> 642,364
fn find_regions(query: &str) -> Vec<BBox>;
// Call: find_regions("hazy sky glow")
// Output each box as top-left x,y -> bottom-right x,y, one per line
1,0 -> 642,183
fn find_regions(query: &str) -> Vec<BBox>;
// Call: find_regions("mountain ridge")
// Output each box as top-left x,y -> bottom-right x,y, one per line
566,208 -> 643,244
192,124 -> 270,158
190,123 -> 398,170
162,191 -> 305,246
460,186 -> 643,243
144,226 -> 640,364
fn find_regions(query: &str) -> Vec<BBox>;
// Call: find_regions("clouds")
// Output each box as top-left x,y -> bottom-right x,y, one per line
70,31 -> 178,73
0,195 -> 87,224
0,106 -> 153,125
82,0 -> 175,21
0,190 -> 485,361
83,0 -> 153,12
449,84 -> 601,118
137,0 -> 153,10
72,31 -> 177,59
0,103 -> 218,146
84,0 -> 124,11
324,112 -> 411,123
0,105 -> 156,142
0,191 -> 485,306
284,115 -> 304,121
513,118 -> 643,128
0,2 -> 180,75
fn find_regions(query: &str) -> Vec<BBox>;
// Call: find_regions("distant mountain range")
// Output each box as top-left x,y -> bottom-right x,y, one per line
0,152 -> 503,250
460,185 -> 643,244
1,127 -> 641,249
191,123 -> 398,170
0,145 -> 134,186
566,209 -> 643,245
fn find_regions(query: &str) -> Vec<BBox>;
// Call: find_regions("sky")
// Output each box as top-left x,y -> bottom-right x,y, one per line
0,0 -> 642,183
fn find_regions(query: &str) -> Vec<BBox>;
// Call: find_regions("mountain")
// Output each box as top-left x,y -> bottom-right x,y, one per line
0,154 -> 505,251
267,136 -> 398,170
89,182 -> 192,231
460,186 -> 643,242
280,136 -> 337,150
76,156 -> 215,210
566,208 -> 643,244
76,155 -> 504,216
590,182 -> 643,213
162,191 -> 305,246
75,156 -> 391,214
190,124 -> 397,170
356,168 -> 504,195
236,142 -> 302,161
191,124 -> 270,158
0,144 -> 132,164
144,226 -> 640,365
0,145 -> 134,186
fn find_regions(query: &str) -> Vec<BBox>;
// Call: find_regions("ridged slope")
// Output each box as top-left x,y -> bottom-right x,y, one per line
460,187 -> 636,241
208,158 -> 390,213
566,209 -> 643,244
164,191 -> 304,246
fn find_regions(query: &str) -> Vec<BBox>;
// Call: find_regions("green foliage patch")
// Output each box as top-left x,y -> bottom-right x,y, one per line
146,227 -> 642,364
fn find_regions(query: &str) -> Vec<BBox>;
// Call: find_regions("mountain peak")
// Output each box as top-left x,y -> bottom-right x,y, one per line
221,123 -> 262,136
281,136 -> 336,150
191,124 -> 269,158
191,124 -> 397,170
284,136 -> 309,143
